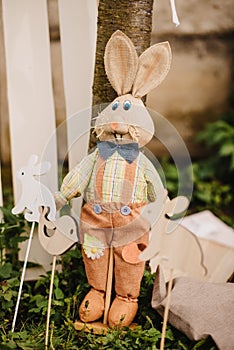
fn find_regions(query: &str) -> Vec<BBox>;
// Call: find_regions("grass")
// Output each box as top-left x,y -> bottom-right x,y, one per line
0,237 -> 218,349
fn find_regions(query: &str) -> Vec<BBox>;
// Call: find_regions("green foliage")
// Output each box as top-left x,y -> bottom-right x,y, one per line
137,270 -> 160,327
192,164 -> 233,209
23,247 -> 89,325
0,319 -> 217,349
0,207 -> 30,323
0,219 -> 218,349
192,115 -> 234,224
161,114 -> 234,227
196,119 -> 234,175
0,207 -> 28,267
160,159 -> 193,200
0,278 -> 19,322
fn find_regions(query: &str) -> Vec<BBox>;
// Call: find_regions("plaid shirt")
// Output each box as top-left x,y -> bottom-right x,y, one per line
54,148 -> 164,208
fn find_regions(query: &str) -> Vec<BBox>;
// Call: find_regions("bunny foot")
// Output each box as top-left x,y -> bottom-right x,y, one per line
108,295 -> 138,327
79,288 -> 105,323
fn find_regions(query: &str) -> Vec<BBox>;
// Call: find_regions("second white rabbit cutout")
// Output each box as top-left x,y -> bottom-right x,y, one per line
11,154 -> 79,339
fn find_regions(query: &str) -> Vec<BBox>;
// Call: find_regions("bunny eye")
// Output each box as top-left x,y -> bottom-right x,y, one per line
21,172 -> 25,176
112,101 -> 119,111
123,100 -> 131,111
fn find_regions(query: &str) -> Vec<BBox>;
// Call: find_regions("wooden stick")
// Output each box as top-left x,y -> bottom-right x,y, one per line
103,246 -> 114,325
45,255 -> 57,350
160,269 -> 173,350
12,221 -> 35,332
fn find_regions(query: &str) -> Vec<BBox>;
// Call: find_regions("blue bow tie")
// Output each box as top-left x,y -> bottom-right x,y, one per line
97,141 -> 139,164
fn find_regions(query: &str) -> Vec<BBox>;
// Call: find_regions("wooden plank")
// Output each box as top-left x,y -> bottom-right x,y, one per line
0,163 -> 2,207
58,0 -> 97,168
58,0 -> 97,216
2,0 -> 58,275
0,0 -> 7,213
2,0 -> 58,201
0,163 -> 3,222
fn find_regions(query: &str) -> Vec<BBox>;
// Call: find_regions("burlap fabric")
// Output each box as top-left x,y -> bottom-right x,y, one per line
104,30 -> 172,99
98,30 -> 172,148
82,231 -> 149,298
152,266 -> 234,350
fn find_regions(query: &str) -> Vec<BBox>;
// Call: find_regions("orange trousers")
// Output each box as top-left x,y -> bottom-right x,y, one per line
80,202 -> 149,299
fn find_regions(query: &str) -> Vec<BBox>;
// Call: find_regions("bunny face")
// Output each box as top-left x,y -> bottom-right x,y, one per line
16,166 -> 32,179
96,30 -> 172,147
95,94 -> 154,147
15,155 -> 51,181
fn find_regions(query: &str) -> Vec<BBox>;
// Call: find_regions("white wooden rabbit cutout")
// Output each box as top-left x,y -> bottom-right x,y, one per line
11,155 -> 79,345
11,154 -> 57,333
12,154 -> 56,222
140,196 -> 207,279
38,206 -> 79,256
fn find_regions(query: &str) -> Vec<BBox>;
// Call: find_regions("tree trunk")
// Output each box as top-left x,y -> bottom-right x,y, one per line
92,0 -> 154,106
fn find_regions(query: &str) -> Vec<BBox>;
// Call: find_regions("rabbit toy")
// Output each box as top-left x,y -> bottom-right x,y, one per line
54,30 -> 172,327
12,154 -> 56,223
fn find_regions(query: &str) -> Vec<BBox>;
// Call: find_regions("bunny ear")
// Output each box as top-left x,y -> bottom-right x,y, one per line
104,30 -> 138,96
132,42 -> 172,98
166,196 -> 189,217
34,161 -> 51,176
27,154 -> 38,166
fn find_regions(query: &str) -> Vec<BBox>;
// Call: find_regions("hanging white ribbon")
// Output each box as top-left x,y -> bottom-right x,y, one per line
170,0 -> 180,27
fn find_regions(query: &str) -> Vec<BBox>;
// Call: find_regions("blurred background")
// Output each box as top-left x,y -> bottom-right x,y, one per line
0,0 -> 233,223
0,0 -> 233,163
0,2 -> 233,338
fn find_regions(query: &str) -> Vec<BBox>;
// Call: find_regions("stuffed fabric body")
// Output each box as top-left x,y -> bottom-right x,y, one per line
55,147 -> 164,325
55,146 -> 164,248
54,30 -> 171,326
56,145 -> 162,246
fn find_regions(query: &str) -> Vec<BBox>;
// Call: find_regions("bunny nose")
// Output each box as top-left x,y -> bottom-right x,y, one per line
110,122 -> 119,131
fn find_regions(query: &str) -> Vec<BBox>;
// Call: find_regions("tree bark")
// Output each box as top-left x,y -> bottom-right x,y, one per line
92,0 -> 154,106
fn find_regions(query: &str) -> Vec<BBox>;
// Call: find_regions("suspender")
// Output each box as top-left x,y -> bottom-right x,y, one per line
94,154 -> 137,204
